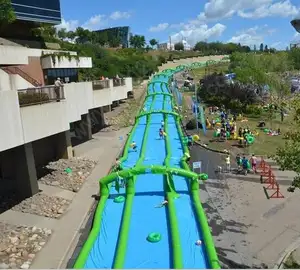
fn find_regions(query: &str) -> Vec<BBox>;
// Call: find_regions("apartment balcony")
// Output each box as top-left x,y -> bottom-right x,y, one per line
0,45 -> 28,65
92,78 -> 132,108
0,77 -> 133,152
17,85 -> 65,107
41,56 -> 92,69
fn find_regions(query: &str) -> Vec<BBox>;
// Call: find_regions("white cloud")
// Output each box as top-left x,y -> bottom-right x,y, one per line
109,11 -> 131,20
196,0 -> 299,22
171,23 -> 226,46
56,10 -> 131,32
228,33 -> 263,46
82,14 -> 107,30
238,0 -> 299,19
228,25 -> 275,46
149,23 -> 169,32
56,18 -> 79,31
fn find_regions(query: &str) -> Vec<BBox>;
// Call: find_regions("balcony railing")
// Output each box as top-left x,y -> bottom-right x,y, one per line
113,78 -> 125,87
18,85 -> 65,107
92,80 -> 110,90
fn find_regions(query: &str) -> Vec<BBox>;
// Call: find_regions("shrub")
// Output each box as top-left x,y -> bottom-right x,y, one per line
245,104 -> 263,115
18,92 -> 50,106
186,118 -> 203,130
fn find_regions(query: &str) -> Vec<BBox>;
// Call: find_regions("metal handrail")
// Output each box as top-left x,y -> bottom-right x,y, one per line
92,80 -> 110,90
18,85 -> 65,107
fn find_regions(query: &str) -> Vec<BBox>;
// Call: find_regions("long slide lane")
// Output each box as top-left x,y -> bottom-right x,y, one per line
123,82 -> 170,268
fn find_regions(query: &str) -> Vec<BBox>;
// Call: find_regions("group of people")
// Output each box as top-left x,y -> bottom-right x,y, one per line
211,112 -> 237,141
235,154 -> 257,175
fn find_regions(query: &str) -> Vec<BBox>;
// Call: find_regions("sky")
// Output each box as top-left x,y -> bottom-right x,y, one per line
57,0 -> 300,50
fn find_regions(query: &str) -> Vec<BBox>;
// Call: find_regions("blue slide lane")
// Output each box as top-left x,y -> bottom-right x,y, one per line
124,82 -> 171,268
167,94 -> 209,268
84,96 -> 153,268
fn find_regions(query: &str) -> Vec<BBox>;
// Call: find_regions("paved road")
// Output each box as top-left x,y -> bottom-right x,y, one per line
190,145 -> 266,268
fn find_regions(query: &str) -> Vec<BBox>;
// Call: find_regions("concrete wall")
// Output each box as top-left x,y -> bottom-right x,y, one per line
0,46 -> 28,65
0,70 -> 33,91
18,56 -> 45,85
0,45 -> 78,65
0,69 -> 11,91
20,102 -> 69,143
41,56 -> 92,69
92,88 -> 112,108
0,91 -> 24,151
0,78 -> 132,152
64,82 -> 94,123
10,74 -> 33,90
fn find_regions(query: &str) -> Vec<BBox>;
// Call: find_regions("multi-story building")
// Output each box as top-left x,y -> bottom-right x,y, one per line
11,0 -> 61,24
291,18 -> 300,33
0,1 -> 133,202
93,26 -> 131,48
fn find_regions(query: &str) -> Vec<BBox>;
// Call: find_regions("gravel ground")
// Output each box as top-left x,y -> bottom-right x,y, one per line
11,193 -> 71,219
39,157 -> 96,192
0,222 -> 52,269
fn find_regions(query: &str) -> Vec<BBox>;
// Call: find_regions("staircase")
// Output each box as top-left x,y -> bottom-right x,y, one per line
2,66 -> 42,87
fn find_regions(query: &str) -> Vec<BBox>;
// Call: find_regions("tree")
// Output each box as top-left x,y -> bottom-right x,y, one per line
108,36 -> 121,48
129,35 -> 146,49
75,27 -> 91,44
264,44 -> 269,52
174,42 -> 184,51
198,73 -> 259,111
274,97 -> 300,188
57,28 -> 67,40
260,43 -> 264,52
254,45 -> 257,52
0,0 -> 16,25
149,38 -> 158,49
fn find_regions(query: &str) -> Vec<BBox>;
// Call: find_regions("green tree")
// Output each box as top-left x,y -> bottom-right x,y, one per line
260,43 -> 264,52
174,42 -> 184,51
57,28 -> 67,40
0,0 -> 16,25
108,36 -> 121,48
149,38 -> 158,48
129,35 -> 146,49
75,27 -> 91,44
274,97 -> 300,188
264,44 -> 269,52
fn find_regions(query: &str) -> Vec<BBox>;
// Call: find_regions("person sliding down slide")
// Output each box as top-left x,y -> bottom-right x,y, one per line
155,199 -> 168,208
159,128 -> 164,139
130,141 -> 137,152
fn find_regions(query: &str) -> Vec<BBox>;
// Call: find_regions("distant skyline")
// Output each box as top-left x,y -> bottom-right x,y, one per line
57,0 -> 300,49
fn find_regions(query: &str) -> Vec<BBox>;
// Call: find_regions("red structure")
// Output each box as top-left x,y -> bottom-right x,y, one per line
258,157 -> 284,199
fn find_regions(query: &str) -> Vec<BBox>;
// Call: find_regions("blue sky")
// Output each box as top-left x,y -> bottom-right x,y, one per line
58,0 -> 300,49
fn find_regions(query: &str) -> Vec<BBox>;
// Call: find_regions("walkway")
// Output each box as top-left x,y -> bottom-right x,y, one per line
191,145 -> 300,268
0,128 -> 130,269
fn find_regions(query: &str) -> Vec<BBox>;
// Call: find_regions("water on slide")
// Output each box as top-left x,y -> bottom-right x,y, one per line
165,96 -> 209,268
124,81 -> 170,268
84,75 -> 210,268
83,95 -> 153,268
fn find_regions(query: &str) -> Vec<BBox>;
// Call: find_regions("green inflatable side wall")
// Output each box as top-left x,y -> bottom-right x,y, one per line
73,59 -> 223,269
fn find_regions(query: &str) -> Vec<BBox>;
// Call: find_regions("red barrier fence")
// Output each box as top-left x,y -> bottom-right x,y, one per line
258,157 -> 284,199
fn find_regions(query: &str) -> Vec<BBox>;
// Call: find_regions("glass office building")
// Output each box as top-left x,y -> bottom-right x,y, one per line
291,18 -> 300,33
11,0 -> 61,24
94,26 -> 131,48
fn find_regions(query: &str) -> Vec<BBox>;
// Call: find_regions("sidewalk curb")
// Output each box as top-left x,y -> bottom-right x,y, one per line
58,139 -> 126,269
274,236 -> 300,269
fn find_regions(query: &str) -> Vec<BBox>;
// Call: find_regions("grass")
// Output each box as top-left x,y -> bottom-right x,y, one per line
202,112 -> 292,156
283,253 -> 300,269
181,92 -> 292,156
190,62 -> 230,81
